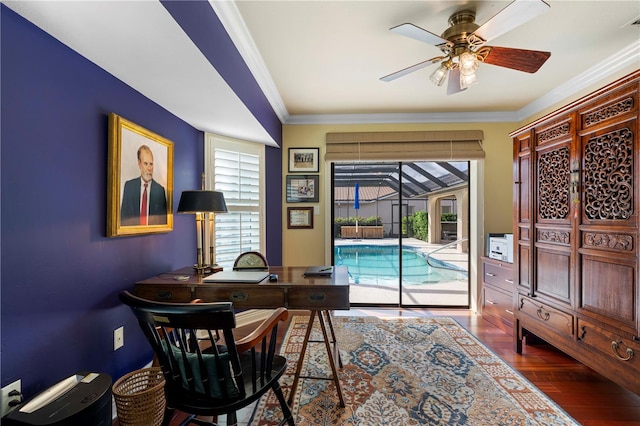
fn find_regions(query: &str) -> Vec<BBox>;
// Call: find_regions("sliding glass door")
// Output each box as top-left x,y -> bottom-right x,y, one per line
332,161 -> 469,307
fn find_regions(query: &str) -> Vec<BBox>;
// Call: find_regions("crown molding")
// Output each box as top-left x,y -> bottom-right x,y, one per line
517,39 -> 640,121
286,111 -> 520,125
210,0 -> 290,123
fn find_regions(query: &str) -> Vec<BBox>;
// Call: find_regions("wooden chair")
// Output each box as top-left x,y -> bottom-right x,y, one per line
232,251 -> 276,335
119,291 -> 295,426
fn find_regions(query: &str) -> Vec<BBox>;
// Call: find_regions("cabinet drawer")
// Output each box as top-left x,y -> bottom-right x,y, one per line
578,319 -> 640,369
483,260 -> 514,293
518,296 -> 574,338
194,286 -> 286,308
482,286 -> 514,333
288,286 -> 349,310
134,284 -> 194,302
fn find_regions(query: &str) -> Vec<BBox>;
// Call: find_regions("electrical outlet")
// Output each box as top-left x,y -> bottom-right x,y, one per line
114,326 -> 124,351
1,379 -> 22,418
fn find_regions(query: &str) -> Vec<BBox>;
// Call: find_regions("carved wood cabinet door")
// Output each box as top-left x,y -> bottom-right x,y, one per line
533,118 -> 574,307
576,88 -> 639,338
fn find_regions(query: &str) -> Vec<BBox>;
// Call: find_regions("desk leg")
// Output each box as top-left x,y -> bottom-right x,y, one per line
288,311 -> 316,406
318,310 -> 345,407
325,310 -> 343,368
287,311 -> 345,408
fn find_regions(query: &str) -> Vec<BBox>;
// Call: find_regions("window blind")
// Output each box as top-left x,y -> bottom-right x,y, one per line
205,134 -> 265,268
325,130 -> 484,162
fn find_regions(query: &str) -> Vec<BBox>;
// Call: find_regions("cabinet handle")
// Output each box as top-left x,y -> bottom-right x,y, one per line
308,292 -> 326,302
536,307 -> 550,321
611,341 -> 634,361
505,309 -> 513,315
485,273 -> 496,277
486,300 -> 497,305
156,291 -> 173,300
230,291 -> 248,302
505,279 -> 514,284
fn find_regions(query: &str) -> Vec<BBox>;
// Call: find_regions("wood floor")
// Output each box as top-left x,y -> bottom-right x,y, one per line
117,308 -> 640,425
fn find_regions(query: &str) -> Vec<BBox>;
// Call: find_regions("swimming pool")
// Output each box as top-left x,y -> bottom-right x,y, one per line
334,244 -> 467,286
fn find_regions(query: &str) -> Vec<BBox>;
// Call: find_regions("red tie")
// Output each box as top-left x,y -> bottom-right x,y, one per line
140,183 -> 148,225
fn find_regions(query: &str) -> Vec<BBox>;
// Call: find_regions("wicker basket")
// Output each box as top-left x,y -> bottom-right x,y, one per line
113,367 -> 166,426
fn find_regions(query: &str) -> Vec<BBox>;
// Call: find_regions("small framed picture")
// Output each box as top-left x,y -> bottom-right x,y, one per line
287,207 -> 314,229
286,175 -> 319,203
288,147 -> 319,173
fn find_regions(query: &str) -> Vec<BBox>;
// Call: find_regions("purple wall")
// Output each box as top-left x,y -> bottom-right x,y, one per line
1,4 -> 282,399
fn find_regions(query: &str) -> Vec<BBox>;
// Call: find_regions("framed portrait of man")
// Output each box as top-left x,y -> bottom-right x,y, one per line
107,113 -> 173,237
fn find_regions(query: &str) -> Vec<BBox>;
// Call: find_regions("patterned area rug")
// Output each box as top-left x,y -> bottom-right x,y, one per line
250,315 -> 579,426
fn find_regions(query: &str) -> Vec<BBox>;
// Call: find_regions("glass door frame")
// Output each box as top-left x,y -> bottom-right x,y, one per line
330,161 -> 471,309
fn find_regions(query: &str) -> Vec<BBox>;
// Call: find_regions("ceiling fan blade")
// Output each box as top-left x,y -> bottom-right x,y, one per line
446,68 -> 467,95
380,57 -> 443,82
390,23 -> 452,49
482,46 -> 551,73
472,0 -> 550,43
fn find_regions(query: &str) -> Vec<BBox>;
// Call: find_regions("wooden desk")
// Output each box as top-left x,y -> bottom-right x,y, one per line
134,265 -> 350,407
134,265 -> 349,310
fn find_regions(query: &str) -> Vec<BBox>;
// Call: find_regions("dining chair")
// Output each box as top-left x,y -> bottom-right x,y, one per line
119,291 -> 295,426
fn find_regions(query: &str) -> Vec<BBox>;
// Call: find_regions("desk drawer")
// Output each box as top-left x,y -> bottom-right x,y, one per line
194,286 -> 285,308
482,286 -> 514,333
288,286 -> 349,310
578,319 -> 640,369
483,260 -> 514,293
134,284 -> 193,302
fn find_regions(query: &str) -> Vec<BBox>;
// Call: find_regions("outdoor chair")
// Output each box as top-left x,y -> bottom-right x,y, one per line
119,291 -> 295,426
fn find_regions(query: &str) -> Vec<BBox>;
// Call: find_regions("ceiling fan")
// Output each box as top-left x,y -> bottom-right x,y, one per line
381,0 -> 552,94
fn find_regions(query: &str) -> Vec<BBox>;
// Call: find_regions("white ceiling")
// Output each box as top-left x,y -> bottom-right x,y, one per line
4,1 -> 640,146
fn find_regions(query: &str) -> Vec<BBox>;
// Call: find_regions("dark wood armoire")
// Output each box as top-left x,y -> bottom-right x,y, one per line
510,70 -> 640,394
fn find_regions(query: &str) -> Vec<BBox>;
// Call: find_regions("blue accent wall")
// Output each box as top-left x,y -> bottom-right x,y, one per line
0,4 -> 282,398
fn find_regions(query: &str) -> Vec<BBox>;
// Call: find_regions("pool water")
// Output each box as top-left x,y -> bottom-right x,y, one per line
335,244 -> 467,286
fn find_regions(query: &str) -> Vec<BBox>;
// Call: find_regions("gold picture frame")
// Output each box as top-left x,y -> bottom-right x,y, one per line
287,207 -> 314,229
107,113 -> 173,237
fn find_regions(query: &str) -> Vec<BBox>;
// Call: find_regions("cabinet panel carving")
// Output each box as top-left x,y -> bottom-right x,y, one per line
583,127 -> 634,220
538,147 -> 570,220
583,97 -> 634,127
583,232 -> 633,251
538,229 -> 570,245
538,122 -> 570,143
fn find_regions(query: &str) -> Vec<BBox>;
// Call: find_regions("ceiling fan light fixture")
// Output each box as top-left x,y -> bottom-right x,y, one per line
459,51 -> 479,76
460,71 -> 478,89
429,62 -> 449,86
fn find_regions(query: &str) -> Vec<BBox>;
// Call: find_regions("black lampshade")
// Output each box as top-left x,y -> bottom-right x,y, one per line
177,190 -> 228,213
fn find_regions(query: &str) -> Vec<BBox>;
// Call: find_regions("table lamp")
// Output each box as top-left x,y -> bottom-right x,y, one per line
177,190 -> 228,274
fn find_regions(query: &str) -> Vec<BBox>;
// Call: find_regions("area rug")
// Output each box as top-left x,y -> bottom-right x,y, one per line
250,315 -> 579,426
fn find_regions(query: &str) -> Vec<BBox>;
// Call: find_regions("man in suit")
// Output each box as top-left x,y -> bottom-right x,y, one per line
121,145 -> 167,226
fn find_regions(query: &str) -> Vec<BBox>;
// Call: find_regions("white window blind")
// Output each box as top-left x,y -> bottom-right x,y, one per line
205,134 -> 265,269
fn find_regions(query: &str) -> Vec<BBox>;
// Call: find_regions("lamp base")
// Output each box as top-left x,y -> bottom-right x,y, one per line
193,264 -> 223,275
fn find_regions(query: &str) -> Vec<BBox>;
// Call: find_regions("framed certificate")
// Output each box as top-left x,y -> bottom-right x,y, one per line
287,207 -> 314,229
